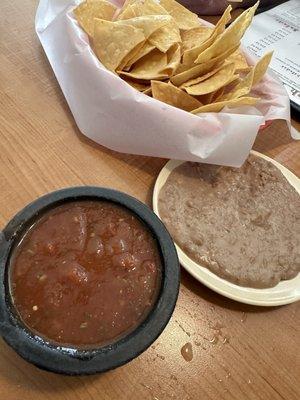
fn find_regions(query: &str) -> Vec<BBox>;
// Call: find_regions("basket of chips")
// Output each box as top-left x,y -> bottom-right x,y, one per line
35,0 -> 290,166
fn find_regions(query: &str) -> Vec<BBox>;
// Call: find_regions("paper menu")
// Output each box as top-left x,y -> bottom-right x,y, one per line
242,0 -> 300,107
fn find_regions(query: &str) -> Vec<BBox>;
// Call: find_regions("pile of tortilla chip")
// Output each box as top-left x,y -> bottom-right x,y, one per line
74,0 -> 272,114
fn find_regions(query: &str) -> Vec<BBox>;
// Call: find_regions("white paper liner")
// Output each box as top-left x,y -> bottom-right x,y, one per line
35,0 -> 292,167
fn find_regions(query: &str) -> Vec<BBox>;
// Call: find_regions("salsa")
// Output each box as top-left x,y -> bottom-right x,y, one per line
10,201 -> 161,348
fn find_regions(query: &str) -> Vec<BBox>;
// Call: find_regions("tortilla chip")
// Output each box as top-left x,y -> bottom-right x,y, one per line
75,1 -> 268,116
182,34 -> 213,67
223,76 -> 239,88
124,41 -> 156,70
120,43 -> 181,80
118,40 -> 146,71
194,2 -> 259,64
159,0 -> 200,30
176,39 -> 239,77
212,87 -> 225,102
181,27 -> 213,52
125,78 -> 150,91
74,0 -> 117,37
116,4 -> 136,20
165,43 -> 181,75
180,64 -> 226,88
119,48 -> 169,80
221,51 -> 273,100
211,5 -> 232,37
182,5 -> 232,67
116,15 -> 172,39
191,96 -> 259,114
227,48 -> 249,71
143,86 -> 152,95
195,92 -> 214,105
171,51 -> 226,87
240,67 -> 253,74
173,51 -> 237,87
117,0 -> 168,20
152,80 -> 202,111
118,0 -> 135,14
148,20 -> 181,53
185,63 -> 235,96
252,51 -> 273,86
93,19 -> 145,71
225,74 -> 240,87
221,68 -> 254,100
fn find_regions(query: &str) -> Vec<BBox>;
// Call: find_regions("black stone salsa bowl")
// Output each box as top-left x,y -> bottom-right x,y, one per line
0,187 -> 180,375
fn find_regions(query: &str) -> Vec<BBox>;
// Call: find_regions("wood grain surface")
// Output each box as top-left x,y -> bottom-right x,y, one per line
0,1 -> 299,399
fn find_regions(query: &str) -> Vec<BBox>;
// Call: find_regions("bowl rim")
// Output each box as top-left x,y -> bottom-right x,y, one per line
0,186 -> 180,375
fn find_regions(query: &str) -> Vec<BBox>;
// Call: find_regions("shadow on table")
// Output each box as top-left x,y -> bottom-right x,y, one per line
180,268 -> 280,314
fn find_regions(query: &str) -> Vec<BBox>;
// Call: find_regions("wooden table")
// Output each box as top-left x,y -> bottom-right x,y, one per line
0,1 -> 299,399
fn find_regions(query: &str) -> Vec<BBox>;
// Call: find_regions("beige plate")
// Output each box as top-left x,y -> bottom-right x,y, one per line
153,150 -> 300,306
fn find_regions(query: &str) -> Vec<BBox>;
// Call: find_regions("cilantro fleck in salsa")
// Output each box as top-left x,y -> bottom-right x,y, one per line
9,201 -> 162,348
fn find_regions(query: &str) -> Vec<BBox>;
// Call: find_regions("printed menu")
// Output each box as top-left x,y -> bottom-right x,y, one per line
243,0 -> 300,107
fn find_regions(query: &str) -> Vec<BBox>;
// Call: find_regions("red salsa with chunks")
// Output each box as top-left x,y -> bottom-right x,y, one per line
10,201 -> 161,348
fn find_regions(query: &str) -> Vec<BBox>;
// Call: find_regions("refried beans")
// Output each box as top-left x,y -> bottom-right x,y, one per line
158,155 -> 300,288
